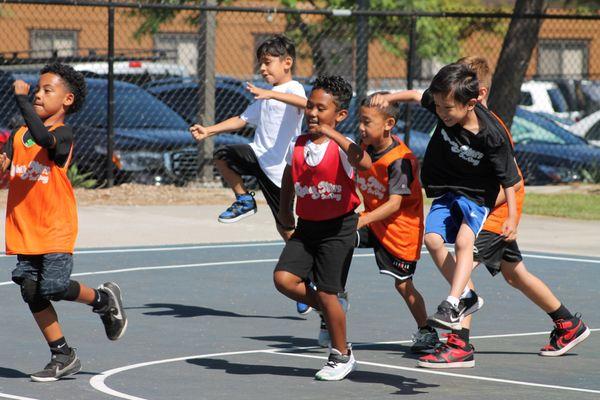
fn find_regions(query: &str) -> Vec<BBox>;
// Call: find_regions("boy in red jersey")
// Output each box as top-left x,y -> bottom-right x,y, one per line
274,75 -> 371,381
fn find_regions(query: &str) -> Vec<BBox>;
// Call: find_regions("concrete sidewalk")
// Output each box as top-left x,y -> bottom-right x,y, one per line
2,204 -> 591,257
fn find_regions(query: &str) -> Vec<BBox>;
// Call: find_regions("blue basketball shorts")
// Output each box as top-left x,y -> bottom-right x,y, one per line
425,193 -> 490,244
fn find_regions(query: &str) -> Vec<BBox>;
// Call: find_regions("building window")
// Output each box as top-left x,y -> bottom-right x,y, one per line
30,30 -> 78,58
154,33 -> 199,75
538,40 -> 589,80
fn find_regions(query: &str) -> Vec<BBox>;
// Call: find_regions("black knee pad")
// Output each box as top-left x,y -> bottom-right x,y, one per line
47,281 -> 80,302
20,279 -> 50,313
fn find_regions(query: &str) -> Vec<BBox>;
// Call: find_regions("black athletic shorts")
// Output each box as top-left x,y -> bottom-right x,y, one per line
275,212 -> 358,293
12,253 -> 73,296
473,230 -> 523,276
356,226 -> 417,281
213,144 -> 288,224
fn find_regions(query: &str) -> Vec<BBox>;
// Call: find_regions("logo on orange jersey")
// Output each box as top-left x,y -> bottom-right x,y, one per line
357,175 -> 386,200
11,161 -> 51,184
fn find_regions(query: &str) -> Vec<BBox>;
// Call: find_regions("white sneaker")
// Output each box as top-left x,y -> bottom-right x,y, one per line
317,292 -> 349,348
315,346 -> 356,381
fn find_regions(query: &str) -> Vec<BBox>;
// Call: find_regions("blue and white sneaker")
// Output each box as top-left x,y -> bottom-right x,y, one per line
218,192 -> 257,223
297,302 -> 312,315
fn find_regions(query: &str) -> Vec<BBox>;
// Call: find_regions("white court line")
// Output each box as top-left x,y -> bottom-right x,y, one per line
0,394 -> 40,400
0,242 -> 285,258
89,329 -> 600,399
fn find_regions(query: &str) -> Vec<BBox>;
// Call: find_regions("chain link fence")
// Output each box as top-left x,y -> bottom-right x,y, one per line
0,1 -> 599,187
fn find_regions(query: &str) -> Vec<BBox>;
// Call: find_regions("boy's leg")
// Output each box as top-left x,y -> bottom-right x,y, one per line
273,270 -> 320,308
317,290 -> 347,354
501,260 -> 590,356
213,145 -> 258,223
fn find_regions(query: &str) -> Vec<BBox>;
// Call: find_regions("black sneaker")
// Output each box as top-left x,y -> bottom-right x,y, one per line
94,282 -> 127,341
30,348 -> 81,382
411,328 -> 440,353
457,291 -> 485,321
427,300 -> 462,331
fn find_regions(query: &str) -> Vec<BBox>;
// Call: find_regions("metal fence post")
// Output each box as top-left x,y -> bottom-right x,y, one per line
106,0 -> 115,187
355,0 -> 369,104
403,14 -> 417,148
197,0 -> 217,183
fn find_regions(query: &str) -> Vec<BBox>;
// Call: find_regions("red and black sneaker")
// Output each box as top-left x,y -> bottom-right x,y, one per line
540,314 -> 590,357
417,333 -> 475,369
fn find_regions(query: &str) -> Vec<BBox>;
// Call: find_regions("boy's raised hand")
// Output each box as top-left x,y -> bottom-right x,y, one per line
13,80 -> 30,96
369,93 -> 391,109
0,153 -> 11,173
246,82 -> 272,100
189,124 -> 210,142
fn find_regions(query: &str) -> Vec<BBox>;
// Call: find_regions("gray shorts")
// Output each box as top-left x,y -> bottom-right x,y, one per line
12,253 -> 73,296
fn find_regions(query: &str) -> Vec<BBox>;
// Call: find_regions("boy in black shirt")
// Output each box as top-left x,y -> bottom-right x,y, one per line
371,64 -> 521,338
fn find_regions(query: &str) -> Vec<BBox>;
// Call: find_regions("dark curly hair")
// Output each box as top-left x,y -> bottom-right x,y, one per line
312,75 -> 353,110
40,63 -> 86,114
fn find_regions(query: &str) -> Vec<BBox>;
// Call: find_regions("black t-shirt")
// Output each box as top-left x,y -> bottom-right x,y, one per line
4,95 -> 73,168
366,140 -> 413,196
420,89 -> 521,208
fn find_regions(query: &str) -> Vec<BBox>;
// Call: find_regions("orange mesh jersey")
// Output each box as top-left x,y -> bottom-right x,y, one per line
5,125 -> 78,255
357,137 -> 424,262
482,113 -> 525,235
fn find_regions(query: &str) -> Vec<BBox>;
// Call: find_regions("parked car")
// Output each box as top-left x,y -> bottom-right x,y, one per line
519,81 -> 581,121
14,74 -> 250,186
568,110 -> 600,147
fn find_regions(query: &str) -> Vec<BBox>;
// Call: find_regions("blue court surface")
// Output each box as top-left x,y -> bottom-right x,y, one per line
0,241 -> 597,400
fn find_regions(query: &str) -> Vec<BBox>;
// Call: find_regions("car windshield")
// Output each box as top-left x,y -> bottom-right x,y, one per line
511,116 -> 583,145
68,83 -> 188,129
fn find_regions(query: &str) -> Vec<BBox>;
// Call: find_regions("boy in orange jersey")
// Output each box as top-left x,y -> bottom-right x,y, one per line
0,63 -> 127,382
418,56 -> 590,368
354,92 -> 439,353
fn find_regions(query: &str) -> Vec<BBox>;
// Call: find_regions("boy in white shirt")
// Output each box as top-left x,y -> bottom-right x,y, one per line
190,35 -> 306,238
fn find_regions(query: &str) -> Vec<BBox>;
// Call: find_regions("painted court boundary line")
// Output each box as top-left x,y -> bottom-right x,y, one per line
0,241 -> 598,264
89,329 -> 600,400
0,394 -> 39,400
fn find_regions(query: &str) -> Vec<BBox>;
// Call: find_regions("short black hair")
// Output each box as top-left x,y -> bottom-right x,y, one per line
256,34 -> 296,62
360,91 -> 400,121
312,75 -> 353,110
429,63 -> 478,105
40,63 -> 86,114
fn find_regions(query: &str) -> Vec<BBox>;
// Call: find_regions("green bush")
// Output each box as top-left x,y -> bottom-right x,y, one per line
67,164 -> 97,189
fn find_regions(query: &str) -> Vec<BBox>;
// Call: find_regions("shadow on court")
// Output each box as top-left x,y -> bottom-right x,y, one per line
187,358 -> 439,395
129,303 -> 304,321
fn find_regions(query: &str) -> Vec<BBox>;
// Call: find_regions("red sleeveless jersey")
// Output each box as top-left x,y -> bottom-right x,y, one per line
357,137 -> 423,261
5,124 -> 78,255
291,134 -> 360,221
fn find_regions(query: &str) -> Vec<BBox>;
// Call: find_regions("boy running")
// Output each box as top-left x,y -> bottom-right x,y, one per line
190,34 -> 306,238
0,63 -> 126,382
274,75 -> 371,381
417,57 -> 590,368
372,63 -> 522,333
355,93 -> 438,353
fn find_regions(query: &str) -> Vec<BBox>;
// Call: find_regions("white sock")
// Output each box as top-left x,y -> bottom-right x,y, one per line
460,287 -> 473,300
446,296 -> 460,309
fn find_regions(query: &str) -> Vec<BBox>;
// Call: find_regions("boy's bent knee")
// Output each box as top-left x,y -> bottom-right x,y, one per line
19,279 -> 50,313
273,270 -> 299,292
424,233 -> 445,250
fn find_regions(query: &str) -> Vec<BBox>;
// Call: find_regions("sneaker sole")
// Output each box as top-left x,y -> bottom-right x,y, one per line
297,306 -> 313,315
539,326 -> 591,357
218,209 -> 257,224
426,316 -> 462,331
101,282 -> 128,341
417,359 -> 475,369
460,296 -> 485,321
315,362 -> 357,381
31,358 -> 82,382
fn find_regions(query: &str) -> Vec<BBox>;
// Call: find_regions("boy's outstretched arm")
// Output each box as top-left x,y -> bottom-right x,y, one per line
189,116 -> 247,142
358,195 -> 402,229
319,125 -> 372,170
13,80 -> 57,149
246,83 -> 307,109
370,90 -> 423,109
277,164 -> 296,241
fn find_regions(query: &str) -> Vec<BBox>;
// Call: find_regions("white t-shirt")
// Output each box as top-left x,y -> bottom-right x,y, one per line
240,80 -> 306,187
285,137 -> 354,179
